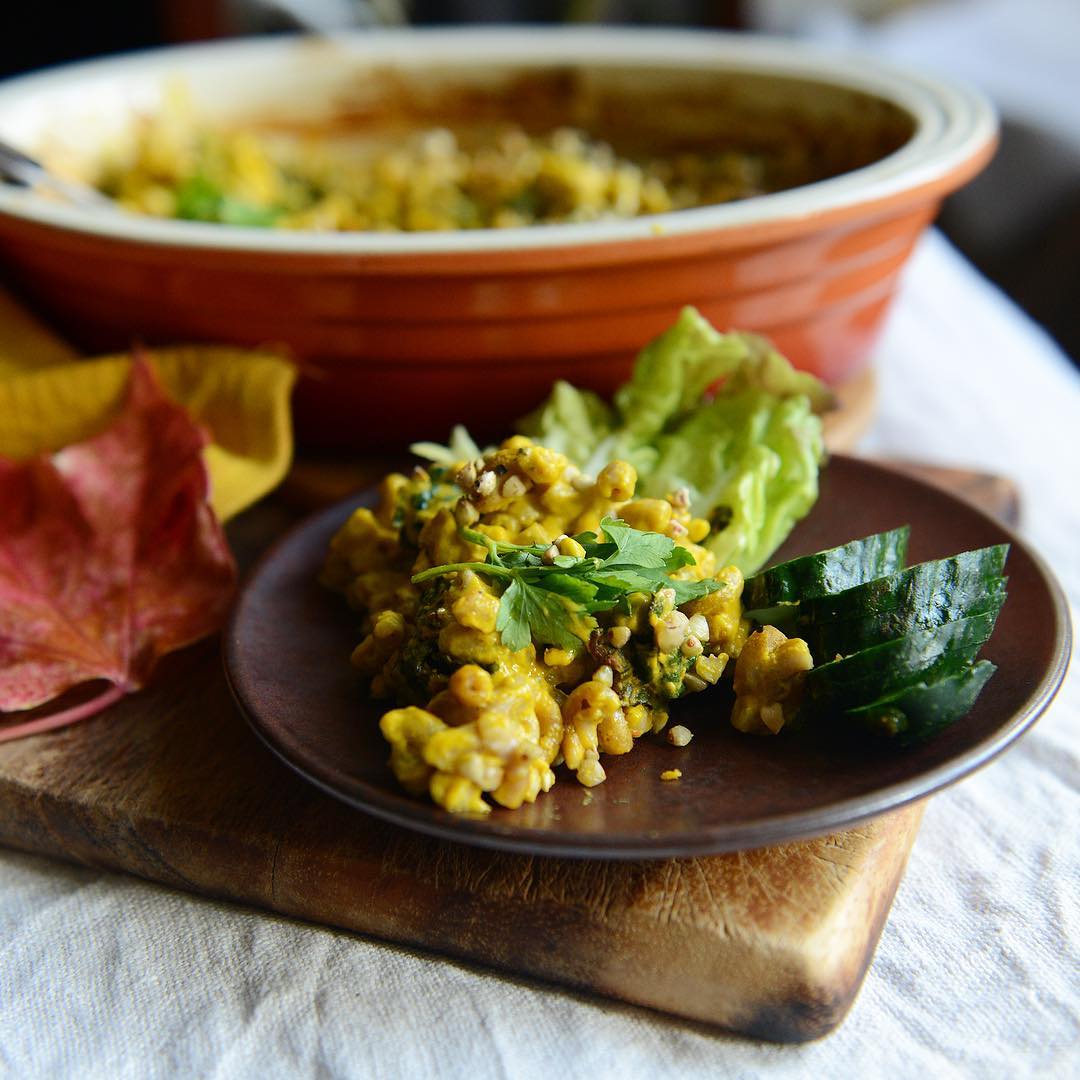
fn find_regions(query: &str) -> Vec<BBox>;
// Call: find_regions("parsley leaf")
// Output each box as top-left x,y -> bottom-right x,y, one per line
536,573 -> 600,605
593,517 -> 674,569
415,514 -> 724,655
496,578 -> 587,653
582,517 -> 695,574
666,577 -> 724,605
663,546 -> 697,572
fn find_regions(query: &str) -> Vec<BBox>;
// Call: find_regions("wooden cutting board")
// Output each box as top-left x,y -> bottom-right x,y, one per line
0,459 -> 1018,1044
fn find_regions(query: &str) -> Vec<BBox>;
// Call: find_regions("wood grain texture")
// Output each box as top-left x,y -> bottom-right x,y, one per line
0,639 -> 923,1042
822,365 -> 876,453
8,459 -> 1030,1043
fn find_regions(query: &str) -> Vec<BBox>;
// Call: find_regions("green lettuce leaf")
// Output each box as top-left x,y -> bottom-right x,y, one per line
514,379 -> 615,467
518,307 -> 832,575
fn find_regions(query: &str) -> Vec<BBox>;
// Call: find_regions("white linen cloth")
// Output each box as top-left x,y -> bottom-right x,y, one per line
1,230 -> 1077,1078
753,0 -> 1080,251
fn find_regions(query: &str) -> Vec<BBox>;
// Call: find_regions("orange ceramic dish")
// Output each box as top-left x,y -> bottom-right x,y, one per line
0,30 -> 996,448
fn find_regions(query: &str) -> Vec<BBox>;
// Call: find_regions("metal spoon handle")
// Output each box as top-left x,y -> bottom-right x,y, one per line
0,137 -> 44,186
0,136 -> 116,209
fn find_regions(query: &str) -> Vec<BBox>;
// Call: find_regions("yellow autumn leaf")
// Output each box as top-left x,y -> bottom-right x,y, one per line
0,291 -> 296,520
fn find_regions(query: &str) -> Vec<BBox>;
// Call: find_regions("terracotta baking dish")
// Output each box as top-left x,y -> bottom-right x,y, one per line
0,29 -> 996,448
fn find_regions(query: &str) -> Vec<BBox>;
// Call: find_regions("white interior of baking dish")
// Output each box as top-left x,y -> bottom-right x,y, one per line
0,27 -> 996,254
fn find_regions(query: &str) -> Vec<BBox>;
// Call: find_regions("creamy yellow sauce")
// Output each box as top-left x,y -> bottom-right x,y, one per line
323,437 -> 809,815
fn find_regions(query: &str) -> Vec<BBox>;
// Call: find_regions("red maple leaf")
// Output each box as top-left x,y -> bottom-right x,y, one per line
0,357 -> 236,740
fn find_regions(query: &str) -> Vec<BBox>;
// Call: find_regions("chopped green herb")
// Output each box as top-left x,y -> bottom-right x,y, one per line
174,175 -> 280,227
496,578 -> 583,653
413,516 -> 721,654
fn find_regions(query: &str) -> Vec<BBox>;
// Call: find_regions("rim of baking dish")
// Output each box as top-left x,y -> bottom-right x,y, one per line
0,27 -> 998,256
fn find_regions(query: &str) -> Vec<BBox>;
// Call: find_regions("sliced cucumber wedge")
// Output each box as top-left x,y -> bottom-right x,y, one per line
801,569 -> 1008,660
795,544 -> 1007,627
842,660 -> 997,744
743,526 -> 910,611
805,611 -> 1000,712
740,525 -> 1007,747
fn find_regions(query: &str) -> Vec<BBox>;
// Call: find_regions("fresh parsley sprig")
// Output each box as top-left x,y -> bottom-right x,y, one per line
412,516 -> 722,654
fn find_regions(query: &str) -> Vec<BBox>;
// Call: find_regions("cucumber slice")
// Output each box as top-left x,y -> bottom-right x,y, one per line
842,660 -> 997,744
802,574 -> 1008,660
805,611 -> 1000,712
804,585 -> 1007,661
795,544 -> 1007,631
743,526 -> 910,611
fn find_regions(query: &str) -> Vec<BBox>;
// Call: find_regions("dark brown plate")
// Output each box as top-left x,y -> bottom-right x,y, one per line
223,455 -> 1071,858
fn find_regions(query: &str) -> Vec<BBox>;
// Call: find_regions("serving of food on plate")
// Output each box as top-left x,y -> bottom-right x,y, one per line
315,309 -> 1007,818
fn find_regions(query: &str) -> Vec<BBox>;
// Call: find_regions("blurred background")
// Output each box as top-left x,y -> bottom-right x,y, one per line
1,0 -> 1075,365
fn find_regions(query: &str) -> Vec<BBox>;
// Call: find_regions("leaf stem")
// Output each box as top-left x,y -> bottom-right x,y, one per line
457,524 -> 501,563
459,524 -> 547,558
0,682 -> 127,743
411,562 -> 514,585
